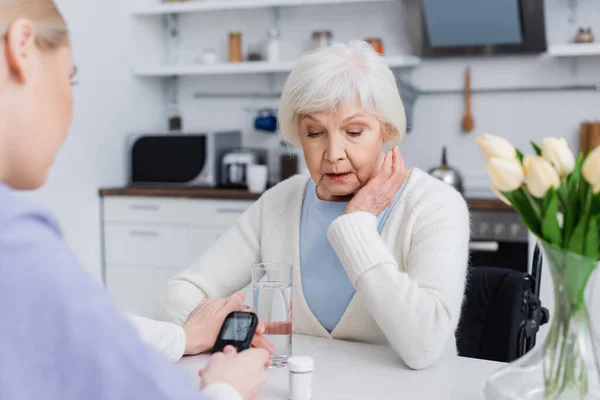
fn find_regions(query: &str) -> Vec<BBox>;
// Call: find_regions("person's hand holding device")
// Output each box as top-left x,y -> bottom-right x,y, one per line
183,292 -> 273,356
199,311 -> 270,400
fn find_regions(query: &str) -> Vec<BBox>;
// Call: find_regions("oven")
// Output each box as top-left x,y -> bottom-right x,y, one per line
469,209 -> 529,273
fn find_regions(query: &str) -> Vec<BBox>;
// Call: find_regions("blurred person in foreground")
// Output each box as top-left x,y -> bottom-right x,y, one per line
0,1 -> 268,399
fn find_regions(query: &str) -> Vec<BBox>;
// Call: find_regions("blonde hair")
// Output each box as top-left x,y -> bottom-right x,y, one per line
0,0 -> 69,49
278,40 -> 406,145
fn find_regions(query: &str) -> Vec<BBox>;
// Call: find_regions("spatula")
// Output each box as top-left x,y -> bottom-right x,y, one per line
462,67 -> 474,133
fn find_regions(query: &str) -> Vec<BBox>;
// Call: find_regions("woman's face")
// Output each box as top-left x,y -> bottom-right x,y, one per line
1,22 -> 74,189
298,104 -> 387,201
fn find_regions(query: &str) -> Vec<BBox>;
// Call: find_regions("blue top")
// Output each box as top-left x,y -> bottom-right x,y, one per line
299,180 -> 405,332
0,184 -> 206,400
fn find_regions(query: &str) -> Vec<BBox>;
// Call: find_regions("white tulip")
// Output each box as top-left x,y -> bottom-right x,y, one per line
523,155 -> 561,199
490,185 -> 512,206
593,185 -> 600,195
541,137 -> 575,177
582,146 -> 600,188
486,157 -> 524,192
476,134 -> 517,160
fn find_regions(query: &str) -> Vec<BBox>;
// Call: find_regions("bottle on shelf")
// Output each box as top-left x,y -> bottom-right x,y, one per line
365,37 -> 384,55
267,28 -> 280,62
311,31 -> 332,50
228,32 -> 243,62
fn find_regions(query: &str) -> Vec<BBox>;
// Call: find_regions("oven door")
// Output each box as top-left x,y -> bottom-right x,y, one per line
469,240 -> 529,274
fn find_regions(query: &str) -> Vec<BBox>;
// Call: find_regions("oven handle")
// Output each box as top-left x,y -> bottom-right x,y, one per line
469,241 -> 500,252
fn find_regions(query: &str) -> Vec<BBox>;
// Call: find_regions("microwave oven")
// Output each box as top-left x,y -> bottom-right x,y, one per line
127,131 -> 241,187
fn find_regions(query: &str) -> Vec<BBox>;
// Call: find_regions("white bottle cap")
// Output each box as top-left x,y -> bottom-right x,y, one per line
287,356 -> 314,373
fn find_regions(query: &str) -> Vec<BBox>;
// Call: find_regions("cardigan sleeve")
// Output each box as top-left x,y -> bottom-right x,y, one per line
127,314 -> 186,362
156,197 -> 264,326
327,193 -> 470,370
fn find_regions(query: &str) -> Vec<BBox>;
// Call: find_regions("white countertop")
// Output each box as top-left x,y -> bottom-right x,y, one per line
177,334 -> 505,400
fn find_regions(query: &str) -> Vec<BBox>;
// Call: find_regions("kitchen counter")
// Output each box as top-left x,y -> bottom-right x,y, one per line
99,186 -> 261,201
99,185 -> 512,210
179,334 -> 504,400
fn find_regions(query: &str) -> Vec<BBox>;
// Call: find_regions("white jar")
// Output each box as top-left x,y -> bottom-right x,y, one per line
288,356 -> 314,400
267,28 -> 280,62
202,48 -> 217,64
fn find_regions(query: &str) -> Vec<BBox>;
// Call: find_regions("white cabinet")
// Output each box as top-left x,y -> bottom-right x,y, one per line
106,265 -> 177,318
105,224 -> 190,268
101,196 -> 253,317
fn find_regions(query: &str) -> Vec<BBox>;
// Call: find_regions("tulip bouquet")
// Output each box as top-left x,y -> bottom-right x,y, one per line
477,134 -> 600,400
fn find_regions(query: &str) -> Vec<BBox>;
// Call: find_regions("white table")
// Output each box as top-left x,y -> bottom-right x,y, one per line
178,334 -> 504,400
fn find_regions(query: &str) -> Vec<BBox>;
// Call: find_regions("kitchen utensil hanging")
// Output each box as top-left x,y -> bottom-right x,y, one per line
462,67 -> 474,133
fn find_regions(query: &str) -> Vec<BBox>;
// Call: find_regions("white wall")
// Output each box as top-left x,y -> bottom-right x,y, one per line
26,0 -> 166,281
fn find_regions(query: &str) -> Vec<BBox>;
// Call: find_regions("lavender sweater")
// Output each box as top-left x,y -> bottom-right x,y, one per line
0,184 -> 239,400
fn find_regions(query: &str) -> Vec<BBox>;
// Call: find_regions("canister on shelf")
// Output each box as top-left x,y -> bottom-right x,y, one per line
228,32 -> 242,62
365,37 -> 384,55
202,48 -> 217,64
312,31 -> 332,50
267,28 -> 281,62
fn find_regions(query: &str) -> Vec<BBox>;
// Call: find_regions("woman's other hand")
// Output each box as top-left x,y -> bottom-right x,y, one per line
200,346 -> 270,400
183,292 -> 273,356
345,146 -> 408,216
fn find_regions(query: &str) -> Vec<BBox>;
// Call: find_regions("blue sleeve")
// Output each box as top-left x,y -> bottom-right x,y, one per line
0,211 -> 206,400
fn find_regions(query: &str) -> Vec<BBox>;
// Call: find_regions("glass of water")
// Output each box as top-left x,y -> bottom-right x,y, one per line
252,263 -> 293,368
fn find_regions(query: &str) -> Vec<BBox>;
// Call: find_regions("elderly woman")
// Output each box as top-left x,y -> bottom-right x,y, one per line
155,41 -> 470,369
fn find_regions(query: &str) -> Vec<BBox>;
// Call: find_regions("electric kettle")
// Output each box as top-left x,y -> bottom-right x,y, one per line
427,146 -> 464,195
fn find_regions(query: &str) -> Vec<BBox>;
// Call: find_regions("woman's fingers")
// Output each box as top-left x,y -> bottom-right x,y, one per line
374,150 -> 393,183
255,319 -> 265,335
251,334 -> 275,354
219,291 -> 245,316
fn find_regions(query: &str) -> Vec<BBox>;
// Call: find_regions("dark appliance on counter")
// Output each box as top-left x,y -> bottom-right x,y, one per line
128,131 -> 241,187
457,206 -> 549,363
220,148 -> 268,189
421,0 -> 547,57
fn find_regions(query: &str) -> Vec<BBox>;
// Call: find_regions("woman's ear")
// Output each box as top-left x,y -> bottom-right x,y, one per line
4,19 -> 37,83
382,123 -> 395,141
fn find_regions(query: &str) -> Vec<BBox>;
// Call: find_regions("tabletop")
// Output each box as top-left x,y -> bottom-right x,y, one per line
177,334 -> 504,400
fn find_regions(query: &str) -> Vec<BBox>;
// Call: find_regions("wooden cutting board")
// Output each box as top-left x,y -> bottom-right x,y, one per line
581,122 -> 600,155
589,122 -> 600,153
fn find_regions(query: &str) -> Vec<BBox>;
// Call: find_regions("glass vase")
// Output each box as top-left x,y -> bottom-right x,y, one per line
484,242 -> 600,400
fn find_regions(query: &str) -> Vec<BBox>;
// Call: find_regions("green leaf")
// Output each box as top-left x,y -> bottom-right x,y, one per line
579,179 -> 589,210
592,193 -> 600,217
585,216 -> 599,260
541,189 -> 553,212
541,191 -> 562,246
564,154 -> 584,243
516,149 -> 524,163
505,189 -> 542,237
563,254 -> 597,309
568,219 -> 587,256
568,153 -> 584,203
557,178 -> 569,212
531,141 -> 542,156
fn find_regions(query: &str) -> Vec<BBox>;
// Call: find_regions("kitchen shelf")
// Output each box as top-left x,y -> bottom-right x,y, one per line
133,55 -> 421,76
133,0 -> 398,15
546,43 -> 600,57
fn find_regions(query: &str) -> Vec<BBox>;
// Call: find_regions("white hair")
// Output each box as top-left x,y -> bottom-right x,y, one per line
278,40 -> 406,145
